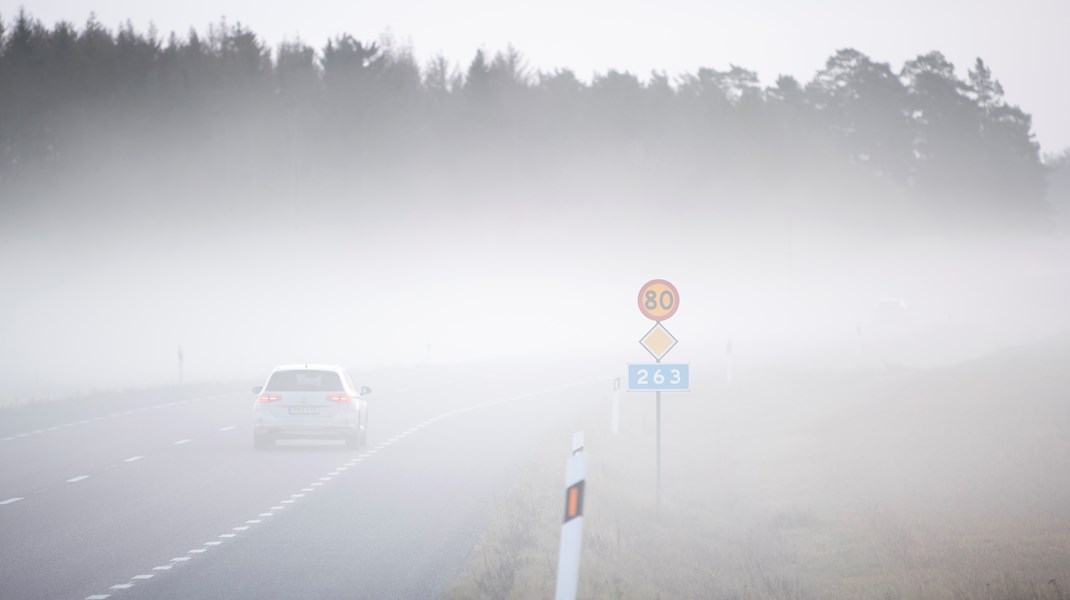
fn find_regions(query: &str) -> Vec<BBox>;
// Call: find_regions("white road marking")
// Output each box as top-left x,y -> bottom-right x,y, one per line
123,455 -> 144,463
311,482 -> 323,487
327,471 -> 340,475
0,497 -> 23,505
1,437 -> 13,441
152,566 -> 173,571
75,382 -> 599,599
110,583 -> 134,590
257,512 -> 273,517
246,519 -> 262,523
66,475 -> 90,483
173,439 -> 191,445
132,574 -> 153,580
271,506 -> 284,510
85,595 -> 111,599
219,426 -> 237,432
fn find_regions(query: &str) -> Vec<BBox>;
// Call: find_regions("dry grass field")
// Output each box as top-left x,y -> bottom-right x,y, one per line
448,337 -> 1070,599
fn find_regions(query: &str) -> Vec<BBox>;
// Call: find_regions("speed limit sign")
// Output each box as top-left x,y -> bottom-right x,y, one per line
637,279 -> 679,321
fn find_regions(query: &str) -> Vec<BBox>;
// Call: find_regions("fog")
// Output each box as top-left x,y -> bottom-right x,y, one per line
2,11 -> 1070,599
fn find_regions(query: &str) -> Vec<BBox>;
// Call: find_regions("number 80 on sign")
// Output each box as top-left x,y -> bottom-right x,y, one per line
627,363 -> 690,392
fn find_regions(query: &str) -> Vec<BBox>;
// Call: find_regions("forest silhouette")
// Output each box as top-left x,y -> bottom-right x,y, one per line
0,10 -> 1061,234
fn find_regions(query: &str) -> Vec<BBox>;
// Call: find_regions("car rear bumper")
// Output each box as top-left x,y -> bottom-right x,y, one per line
254,415 -> 359,438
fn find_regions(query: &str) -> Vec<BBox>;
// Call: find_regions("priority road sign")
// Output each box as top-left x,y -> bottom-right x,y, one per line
639,322 -> 678,361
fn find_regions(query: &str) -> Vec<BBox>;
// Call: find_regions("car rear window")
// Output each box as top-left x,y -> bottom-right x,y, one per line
265,370 -> 343,392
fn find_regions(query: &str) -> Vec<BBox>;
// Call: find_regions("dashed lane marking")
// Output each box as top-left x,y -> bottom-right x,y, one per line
0,497 -> 23,505
79,378 -> 601,600
173,439 -> 191,446
66,475 -> 90,483
123,455 -> 144,463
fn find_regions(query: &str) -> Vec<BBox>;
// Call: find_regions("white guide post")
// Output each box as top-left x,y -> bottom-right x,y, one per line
554,431 -> 586,600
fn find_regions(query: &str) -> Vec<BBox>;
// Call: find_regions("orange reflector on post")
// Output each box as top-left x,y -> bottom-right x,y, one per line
563,481 -> 584,523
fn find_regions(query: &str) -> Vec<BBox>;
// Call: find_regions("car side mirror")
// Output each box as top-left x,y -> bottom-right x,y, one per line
251,386 -> 262,394
360,386 -> 372,397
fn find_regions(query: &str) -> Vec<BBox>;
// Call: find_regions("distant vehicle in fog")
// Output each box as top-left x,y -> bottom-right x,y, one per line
251,365 -> 371,450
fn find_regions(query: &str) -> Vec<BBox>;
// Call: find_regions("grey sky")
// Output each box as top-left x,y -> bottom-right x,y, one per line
6,0 -> 1069,153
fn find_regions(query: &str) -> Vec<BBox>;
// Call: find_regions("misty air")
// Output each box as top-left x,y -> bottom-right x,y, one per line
1,2 -> 1069,599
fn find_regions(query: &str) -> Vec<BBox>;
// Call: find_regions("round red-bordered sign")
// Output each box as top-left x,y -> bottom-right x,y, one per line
637,279 -> 680,321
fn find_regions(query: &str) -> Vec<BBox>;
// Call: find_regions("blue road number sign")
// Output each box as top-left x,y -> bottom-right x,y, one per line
627,363 -> 690,392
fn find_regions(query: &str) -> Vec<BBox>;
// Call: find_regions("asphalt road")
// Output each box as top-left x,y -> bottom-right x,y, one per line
0,362 -> 605,599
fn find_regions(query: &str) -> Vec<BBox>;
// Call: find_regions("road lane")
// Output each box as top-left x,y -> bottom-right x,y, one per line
119,381 -> 602,599
0,361 -> 606,599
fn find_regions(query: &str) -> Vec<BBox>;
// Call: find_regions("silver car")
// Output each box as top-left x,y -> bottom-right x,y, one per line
252,364 -> 370,450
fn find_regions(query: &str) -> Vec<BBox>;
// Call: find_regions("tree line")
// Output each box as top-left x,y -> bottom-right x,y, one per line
0,10 -> 1055,230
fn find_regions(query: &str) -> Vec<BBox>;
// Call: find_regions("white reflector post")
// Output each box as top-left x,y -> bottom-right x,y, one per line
555,432 -> 587,600
611,377 -> 620,434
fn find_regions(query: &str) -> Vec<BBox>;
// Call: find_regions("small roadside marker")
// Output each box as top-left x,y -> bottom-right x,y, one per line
554,431 -> 587,600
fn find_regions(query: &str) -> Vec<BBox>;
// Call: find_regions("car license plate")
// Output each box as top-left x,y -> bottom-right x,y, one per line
288,406 -> 320,416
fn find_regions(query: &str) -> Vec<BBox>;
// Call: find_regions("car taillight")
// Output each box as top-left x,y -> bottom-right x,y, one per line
258,393 -> 281,403
328,394 -> 351,403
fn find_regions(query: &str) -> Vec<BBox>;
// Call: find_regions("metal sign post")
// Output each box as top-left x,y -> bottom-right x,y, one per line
630,279 -> 690,512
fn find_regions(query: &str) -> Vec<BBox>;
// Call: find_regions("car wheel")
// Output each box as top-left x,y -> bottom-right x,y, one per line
344,431 -> 361,450
254,432 -> 273,450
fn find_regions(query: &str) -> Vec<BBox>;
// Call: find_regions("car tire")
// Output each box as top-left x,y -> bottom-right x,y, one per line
254,432 -> 273,450
344,431 -> 361,450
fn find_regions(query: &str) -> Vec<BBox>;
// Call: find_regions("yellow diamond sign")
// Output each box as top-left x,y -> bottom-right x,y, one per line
640,322 -> 678,361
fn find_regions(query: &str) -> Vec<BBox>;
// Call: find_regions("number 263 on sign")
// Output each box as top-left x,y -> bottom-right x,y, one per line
627,364 -> 690,391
